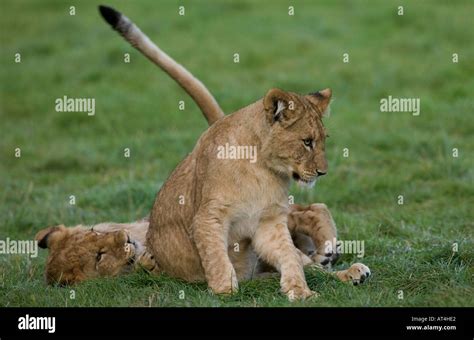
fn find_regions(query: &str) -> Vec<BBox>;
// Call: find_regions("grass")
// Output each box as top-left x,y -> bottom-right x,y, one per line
0,0 -> 473,307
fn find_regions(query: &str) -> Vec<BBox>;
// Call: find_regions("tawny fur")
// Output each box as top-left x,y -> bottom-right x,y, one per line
36,206 -> 370,286
144,89 -> 334,299
99,6 -> 368,300
34,6 -> 372,297
35,220 -> 158,285
99,5 -> 224,125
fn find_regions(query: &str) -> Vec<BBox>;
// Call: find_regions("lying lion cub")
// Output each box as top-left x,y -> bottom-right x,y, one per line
36,218 -> 158,284
36,205 -> 369,286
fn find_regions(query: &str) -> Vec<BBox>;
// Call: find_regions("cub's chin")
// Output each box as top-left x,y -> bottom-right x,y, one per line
292,172 -> 317,189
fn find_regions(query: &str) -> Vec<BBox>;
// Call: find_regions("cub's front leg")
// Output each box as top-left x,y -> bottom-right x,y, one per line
253,212 -> 315,301
193,207 -> 238,295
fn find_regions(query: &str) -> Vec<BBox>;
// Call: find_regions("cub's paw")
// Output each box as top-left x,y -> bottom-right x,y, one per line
338,263 -> 371,285
209,270 -> 239,296
211,283 -> 239,296
285,287 -> 318,301
310,251 -> 340,269
282,278 -> 319,301
137,252 -> 157,272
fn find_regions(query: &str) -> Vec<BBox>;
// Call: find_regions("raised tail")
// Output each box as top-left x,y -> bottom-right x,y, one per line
98,5 -> 224,125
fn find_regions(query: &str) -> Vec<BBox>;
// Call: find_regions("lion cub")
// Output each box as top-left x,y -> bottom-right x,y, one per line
35,220 -> 157,285
98,5 -> 368,300
36,205 -> 370,286
147,88 -> 335,301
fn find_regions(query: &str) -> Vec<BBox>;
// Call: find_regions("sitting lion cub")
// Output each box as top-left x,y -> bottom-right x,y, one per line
36,205 -> 370,287
95,5 -> 371,300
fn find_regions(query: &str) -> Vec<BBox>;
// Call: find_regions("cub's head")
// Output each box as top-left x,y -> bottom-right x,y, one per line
262,88 -> 332,187
35,225 -> 138,285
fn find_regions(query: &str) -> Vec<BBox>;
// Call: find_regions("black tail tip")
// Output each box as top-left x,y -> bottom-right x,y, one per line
99,5 -> 121,28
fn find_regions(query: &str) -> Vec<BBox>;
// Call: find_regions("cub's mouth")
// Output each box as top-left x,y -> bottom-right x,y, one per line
124,238 -> 146,267
292,172 -> 316,188
127,254 -> 136,265
125,238 -> 138,266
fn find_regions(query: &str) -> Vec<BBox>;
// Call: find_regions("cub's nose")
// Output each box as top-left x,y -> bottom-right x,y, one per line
316,170 -> 327,177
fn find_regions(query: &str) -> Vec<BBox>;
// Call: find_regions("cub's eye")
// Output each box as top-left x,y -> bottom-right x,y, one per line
303,138 -> 314,149
96,252 -> 105,262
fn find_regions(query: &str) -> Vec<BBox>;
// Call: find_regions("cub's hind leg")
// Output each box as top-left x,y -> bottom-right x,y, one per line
288,203 -> 339,268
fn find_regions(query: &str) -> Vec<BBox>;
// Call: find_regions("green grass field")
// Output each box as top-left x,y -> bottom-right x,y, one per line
0,0 -> 473,307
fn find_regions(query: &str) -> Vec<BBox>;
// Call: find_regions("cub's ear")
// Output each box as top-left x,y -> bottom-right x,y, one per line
35,225 -> 66,249
263,88 -> 292,124
306,88 -> 332,117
